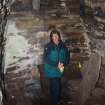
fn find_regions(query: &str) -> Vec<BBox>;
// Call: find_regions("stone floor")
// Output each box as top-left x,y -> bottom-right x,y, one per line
81,15 -> 105,105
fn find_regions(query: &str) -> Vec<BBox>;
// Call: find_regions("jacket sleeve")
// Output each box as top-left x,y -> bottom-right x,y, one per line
43,45 -> 58,67
64,47 -> 70,66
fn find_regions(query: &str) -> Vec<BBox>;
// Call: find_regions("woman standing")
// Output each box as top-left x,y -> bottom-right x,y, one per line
43,29 -> 70,105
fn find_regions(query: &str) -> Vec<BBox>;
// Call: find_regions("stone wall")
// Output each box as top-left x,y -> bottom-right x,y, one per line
11,0 -> 32,12
3,1 -> 105,105
32,0 -> 40,10
80,6 -> 105,104
84,0 -> 105,16
78,53 -> 101,105
0,1 -> 10,105
4,12 -> 92,105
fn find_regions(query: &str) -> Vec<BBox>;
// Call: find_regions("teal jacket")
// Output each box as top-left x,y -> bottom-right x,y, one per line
43,41 -> 70,78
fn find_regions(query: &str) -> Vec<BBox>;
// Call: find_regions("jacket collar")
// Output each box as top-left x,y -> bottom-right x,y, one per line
51,41 -> 63,48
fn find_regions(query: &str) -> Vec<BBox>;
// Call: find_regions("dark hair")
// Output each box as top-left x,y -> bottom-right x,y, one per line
50,30 -> 61,42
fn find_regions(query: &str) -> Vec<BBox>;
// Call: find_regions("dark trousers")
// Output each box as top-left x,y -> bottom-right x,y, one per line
49,78 -> 61,105
38,65 -> 62,105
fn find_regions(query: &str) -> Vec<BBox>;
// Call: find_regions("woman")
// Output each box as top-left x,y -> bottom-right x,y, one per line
43,29 -> 70,105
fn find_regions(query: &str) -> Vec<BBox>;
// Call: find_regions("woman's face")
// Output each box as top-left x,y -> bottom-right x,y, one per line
52,34 -> 60,45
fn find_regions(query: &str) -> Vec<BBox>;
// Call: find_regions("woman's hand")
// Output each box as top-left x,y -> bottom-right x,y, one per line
58,62 -> 64,72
